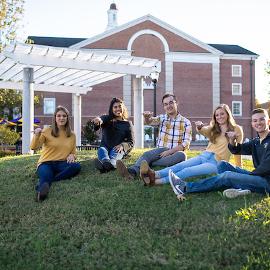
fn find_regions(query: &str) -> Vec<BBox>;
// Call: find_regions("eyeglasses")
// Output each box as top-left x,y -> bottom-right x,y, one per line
163,100 -> 176,107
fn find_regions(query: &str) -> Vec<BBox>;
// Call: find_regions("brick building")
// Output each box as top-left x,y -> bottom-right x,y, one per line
29,3 -> 258,140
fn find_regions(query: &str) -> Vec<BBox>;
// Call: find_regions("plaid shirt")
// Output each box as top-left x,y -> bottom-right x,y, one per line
149,113 -> 192,150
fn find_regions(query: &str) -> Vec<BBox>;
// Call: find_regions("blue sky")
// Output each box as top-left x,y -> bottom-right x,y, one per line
21,0 -> 269,102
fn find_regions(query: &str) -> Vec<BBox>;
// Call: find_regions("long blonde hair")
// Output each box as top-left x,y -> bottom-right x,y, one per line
209,104 -> 236,143
51,106 -> 72,137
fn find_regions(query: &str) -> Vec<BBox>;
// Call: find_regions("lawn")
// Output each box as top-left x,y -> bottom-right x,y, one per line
0,150 -> 269,270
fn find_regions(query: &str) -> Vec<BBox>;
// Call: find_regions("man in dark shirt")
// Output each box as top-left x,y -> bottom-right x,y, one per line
169,108 -> 270,201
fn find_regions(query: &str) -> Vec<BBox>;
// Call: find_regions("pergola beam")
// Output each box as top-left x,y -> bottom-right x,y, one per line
0,81 -> 92,94
4,51 -> 161,77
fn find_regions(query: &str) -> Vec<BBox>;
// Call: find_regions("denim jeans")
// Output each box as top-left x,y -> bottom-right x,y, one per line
36,161 -> 81,191
186,161 -> 270,194
129,147 -> 186,175
157,151 -> 218,184
98,146 -> 124,167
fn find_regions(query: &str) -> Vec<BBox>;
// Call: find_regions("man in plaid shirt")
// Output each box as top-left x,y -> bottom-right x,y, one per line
116,93 -> 192,179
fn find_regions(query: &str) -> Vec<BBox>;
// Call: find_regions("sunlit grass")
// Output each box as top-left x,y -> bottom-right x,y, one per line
0,150 -> 269,269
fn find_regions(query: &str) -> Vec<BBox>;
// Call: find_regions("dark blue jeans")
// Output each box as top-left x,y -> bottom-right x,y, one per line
186,161 -> 270,194
36,161 -> 81,191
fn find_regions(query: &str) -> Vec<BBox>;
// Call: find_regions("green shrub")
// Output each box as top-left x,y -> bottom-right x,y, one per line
82,120 -> 98,144
0,125 -> 20,150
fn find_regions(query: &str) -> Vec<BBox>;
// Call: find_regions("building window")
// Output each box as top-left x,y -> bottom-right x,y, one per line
232,65 -> 242,77
232,101 -> 242,116
43,98 -> 56,115
232,83 -> 242,95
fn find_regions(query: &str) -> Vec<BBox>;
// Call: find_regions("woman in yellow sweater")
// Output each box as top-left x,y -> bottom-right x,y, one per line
140,104 -> 243,185
31,106 -> 81,202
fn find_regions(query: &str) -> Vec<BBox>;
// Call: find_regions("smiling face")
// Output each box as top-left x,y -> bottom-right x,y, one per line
55,110 -> 68,128
112,102 -> 124,118
251,112 -> 270,135
214,108 -> 228,126
162,96 -> 178,116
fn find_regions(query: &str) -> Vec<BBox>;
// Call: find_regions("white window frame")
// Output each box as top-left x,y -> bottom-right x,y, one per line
43,98 -> 56,115
232,83 -> 242,96
232,65 -> 242,77
232,101 -> 242,116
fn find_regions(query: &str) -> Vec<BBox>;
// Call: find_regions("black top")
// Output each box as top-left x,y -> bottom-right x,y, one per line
228,133 -> 270,182
95,115 -> 134,154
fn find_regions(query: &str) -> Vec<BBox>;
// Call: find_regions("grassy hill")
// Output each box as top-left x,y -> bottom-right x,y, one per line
0,150 -> 269,269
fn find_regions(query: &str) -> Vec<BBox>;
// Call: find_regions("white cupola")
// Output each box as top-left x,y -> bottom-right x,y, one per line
106,2 -> 118,31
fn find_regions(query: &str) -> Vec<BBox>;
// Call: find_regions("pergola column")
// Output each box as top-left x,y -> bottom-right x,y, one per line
22,67 -> 34,154
73,94 -> 81,146
132,76 -> 144,148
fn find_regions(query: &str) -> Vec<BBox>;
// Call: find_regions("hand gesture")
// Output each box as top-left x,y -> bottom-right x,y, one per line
226,131 -> 238,140
143,111 -> 153,118
92,117 -> 102,126
34,127 -> 42,135
194,121 -> 204,129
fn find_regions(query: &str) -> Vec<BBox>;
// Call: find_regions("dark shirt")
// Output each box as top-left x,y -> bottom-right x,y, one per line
228,132 -> 270,182
96,115 -> 134,154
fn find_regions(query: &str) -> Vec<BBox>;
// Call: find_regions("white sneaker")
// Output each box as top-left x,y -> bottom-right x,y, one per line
223,188 -> 251,199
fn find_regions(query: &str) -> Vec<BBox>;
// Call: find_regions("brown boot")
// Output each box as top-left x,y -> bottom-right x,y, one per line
140,160 -> 156,186
116,160 -> 135,180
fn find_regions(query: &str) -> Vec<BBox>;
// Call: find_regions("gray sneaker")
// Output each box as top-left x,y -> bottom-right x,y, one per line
223,188 -> 251,199
169,170 -> 186,201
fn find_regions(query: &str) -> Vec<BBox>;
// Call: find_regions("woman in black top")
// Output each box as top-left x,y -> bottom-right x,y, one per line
92,97 -> 135,173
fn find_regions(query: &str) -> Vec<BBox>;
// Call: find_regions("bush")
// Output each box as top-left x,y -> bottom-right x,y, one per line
82,120 -> 98,144
0,149 -> 15,158
0,125 -> 20,150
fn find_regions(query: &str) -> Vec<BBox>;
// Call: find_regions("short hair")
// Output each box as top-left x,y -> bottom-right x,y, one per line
251,108 -> 269,116
161,93 -> 177,104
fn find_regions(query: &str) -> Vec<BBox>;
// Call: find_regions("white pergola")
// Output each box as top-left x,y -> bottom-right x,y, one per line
0,43 -> 161,154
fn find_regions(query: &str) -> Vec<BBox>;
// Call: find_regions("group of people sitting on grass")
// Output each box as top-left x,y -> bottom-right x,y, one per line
31,93 -> 270,202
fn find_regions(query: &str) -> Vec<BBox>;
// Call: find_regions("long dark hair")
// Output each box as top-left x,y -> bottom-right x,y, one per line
51,106 -> 72,137
108,97 -> 128,120
209,104 -> 236,143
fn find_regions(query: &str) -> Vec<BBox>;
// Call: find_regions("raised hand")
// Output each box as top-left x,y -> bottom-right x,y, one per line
92,117 -> 103,126
34,127 -> 42,135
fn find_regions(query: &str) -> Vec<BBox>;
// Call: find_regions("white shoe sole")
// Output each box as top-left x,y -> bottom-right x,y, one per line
223,188 -> 251,199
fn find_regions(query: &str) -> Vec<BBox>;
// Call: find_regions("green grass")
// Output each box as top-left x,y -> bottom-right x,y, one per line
0,150 -> 270,270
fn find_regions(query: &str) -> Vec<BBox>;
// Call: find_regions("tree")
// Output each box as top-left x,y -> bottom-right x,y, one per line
0,1 -> 31,119
0,0 -> 25,51
0,89 -> 40,119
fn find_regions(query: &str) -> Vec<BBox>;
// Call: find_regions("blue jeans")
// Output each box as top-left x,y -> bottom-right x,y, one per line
98,146 -> 124,167
36,161 -> 81,191
186,161 -> 270,194
157,151 -> 218,184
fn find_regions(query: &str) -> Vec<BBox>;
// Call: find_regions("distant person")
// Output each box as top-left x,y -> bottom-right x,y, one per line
140,104 -> 243,186
116,93 -> 192,179
92,97 -> 134,173
31,106 -> 81,202
169,108 -> 270,201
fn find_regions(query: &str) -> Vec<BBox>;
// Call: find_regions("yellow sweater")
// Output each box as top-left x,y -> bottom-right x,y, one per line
198,125 -> 243,166
30,127 -> 76,165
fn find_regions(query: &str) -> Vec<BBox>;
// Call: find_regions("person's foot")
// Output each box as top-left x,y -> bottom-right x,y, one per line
139,160 -> 155,186
94,158 -> 106,173
36,182 -> 50,202
169,170 -> 186,201
116,160 -> 135,180
223,188 -> 251,199
103,160 -> 115,171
